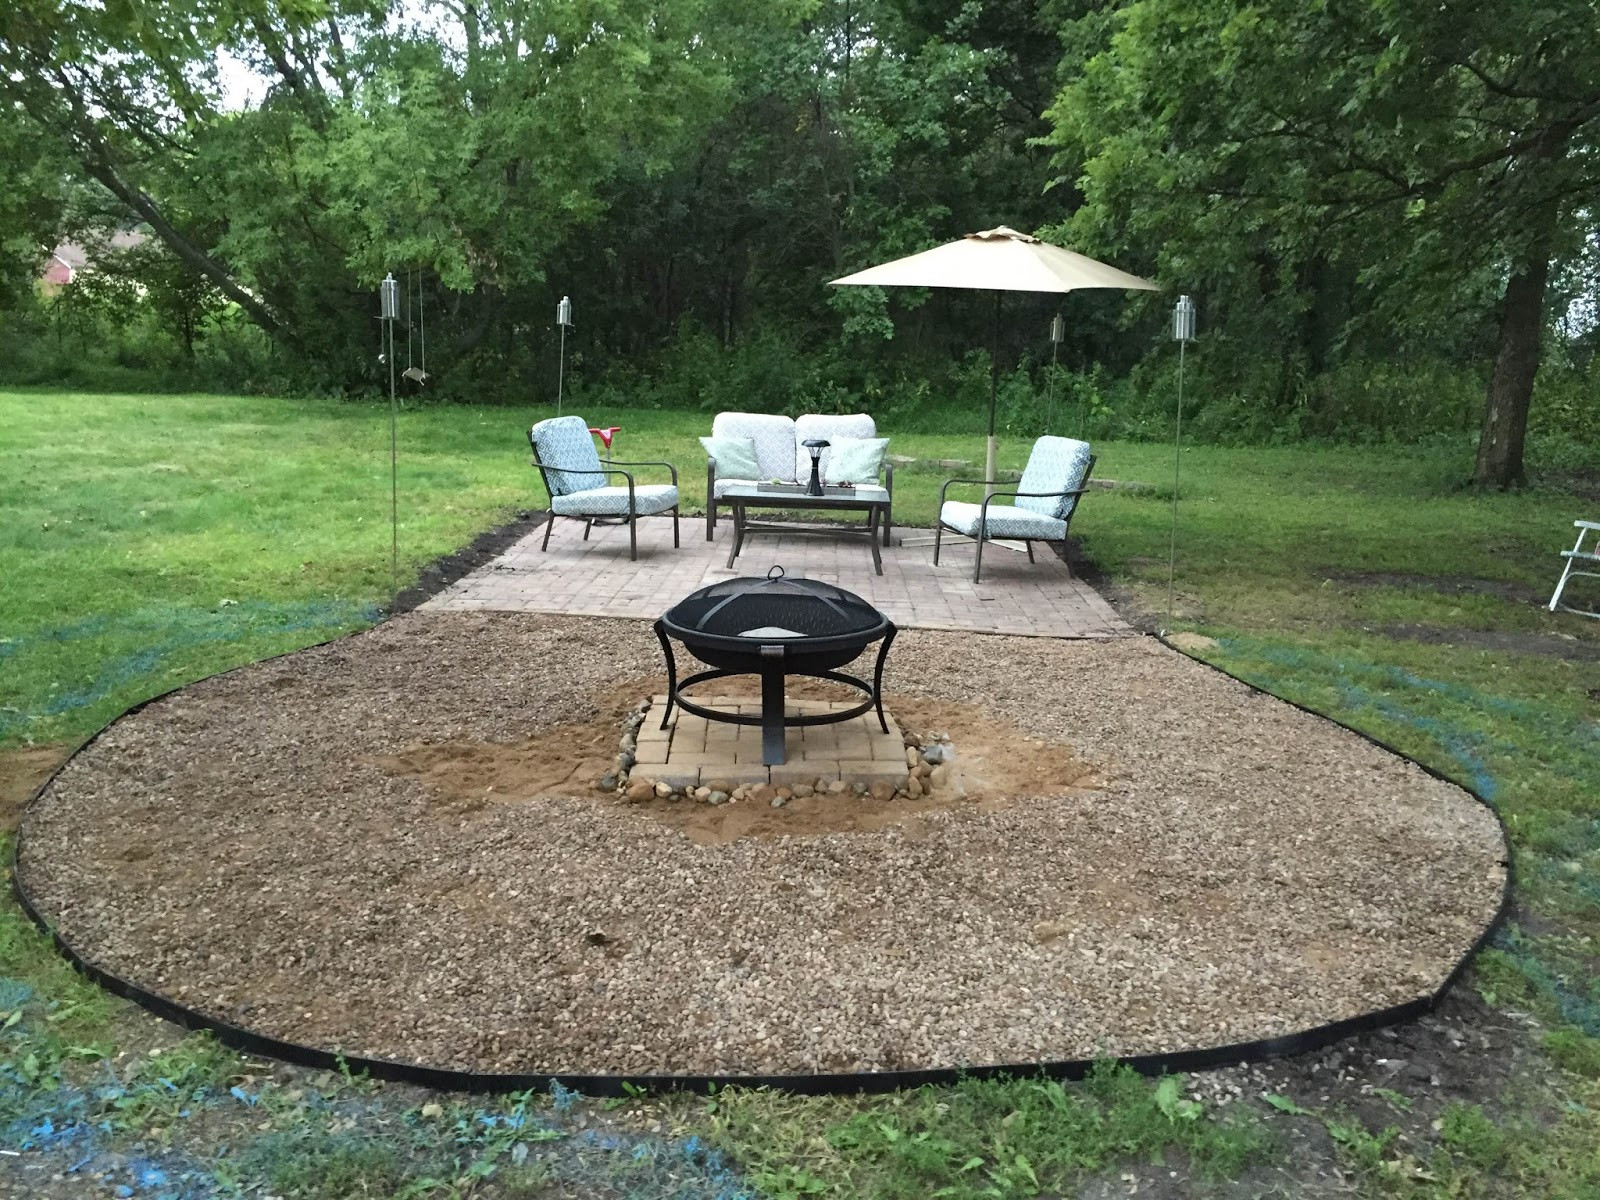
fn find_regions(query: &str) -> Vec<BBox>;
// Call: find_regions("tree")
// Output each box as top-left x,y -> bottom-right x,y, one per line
1,0 -> 788,385
1046,0 -> 1600,486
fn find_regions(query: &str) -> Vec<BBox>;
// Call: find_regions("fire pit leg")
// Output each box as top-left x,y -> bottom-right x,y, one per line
759,646 -> 787,765
654,619 -> 679,730
872,623 -> 897,734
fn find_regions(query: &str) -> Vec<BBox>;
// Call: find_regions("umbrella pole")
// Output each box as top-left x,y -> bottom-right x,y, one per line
986,291 -> 1000,495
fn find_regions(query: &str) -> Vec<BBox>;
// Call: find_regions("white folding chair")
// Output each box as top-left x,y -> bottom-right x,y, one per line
1548,520 -> 1600,619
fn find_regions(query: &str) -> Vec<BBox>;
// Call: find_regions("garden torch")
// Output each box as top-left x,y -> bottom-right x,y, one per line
556,295 -> 573,416
1168,294 -> 1196,629
379,273 -> 400,589
1047,312 -> 1065,435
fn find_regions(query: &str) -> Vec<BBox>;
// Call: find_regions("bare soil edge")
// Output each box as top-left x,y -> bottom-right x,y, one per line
5,621 -> 1514,1097
388,508 -> 548,615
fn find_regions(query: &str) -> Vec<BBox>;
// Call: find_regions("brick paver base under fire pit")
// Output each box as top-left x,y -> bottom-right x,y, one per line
636,694 -> 909,790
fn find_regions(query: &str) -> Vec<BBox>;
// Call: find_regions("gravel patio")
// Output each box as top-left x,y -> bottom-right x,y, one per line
18,610 -> 1506,1081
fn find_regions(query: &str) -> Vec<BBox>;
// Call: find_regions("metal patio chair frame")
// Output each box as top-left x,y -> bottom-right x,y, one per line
933,454 -> 1096,584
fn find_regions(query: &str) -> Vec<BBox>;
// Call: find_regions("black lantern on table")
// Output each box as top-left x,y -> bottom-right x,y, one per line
802,438 -> 829,496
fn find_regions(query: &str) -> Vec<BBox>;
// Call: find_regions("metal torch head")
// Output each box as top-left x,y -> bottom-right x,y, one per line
1172,295 -> 1196,343
379,274 -> 400,321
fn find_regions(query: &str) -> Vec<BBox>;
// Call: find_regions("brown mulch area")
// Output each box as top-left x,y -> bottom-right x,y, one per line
16,612 -> 1506,1078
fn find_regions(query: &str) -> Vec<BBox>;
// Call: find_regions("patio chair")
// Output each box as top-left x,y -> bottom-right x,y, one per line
1547,519 -> 1600,618
934,436 -> 1095,583
529,415 -> 680,561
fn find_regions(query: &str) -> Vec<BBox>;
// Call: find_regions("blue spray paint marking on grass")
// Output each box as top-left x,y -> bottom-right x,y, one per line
0,598 -> 381,739
1213,637 -> 1600,802
1210,638 -> 1600,1041
3,1017 -> 755,1197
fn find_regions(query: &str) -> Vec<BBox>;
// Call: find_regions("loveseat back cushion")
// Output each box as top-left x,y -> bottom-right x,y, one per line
793,413 -> 877,483
530,416 -> 606,496
1016,436 -> 1093,519
823,437 -> 890,485
699,435 -> 763,481
712,412 -> 797,481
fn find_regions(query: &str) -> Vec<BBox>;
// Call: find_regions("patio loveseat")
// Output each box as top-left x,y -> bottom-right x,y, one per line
702,412 -> 893,544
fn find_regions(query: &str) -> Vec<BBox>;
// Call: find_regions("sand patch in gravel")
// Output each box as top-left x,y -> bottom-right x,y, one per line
16,611 -> 1508,1080
374,680 -> 1098,842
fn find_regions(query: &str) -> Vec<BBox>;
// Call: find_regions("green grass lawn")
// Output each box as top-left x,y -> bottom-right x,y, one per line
2,387 -> 1599,1198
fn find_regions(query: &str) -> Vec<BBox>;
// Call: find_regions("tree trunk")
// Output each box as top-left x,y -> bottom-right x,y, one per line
1473,233 -> 1552,489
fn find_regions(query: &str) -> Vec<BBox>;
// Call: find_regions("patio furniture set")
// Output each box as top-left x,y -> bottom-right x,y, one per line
528,412 -> 1097,583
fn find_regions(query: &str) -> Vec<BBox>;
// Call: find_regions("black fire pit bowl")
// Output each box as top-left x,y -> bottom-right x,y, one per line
654,567 -> 896,766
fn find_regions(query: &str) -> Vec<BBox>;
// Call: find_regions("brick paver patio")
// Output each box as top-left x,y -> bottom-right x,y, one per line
636,694 -> 910,791
421,515 -> 1134,639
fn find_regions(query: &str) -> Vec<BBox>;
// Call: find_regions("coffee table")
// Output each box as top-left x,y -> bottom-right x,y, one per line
721,483 -> 891,575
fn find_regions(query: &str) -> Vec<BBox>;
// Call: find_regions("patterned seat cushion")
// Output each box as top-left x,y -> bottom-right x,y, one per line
793,413 -> 876,483
551,484 -> 679,517
530,416 -> 606,495
1016,436 -> 1093,519
711,413 -> 798,482
940,501 -> 1066,541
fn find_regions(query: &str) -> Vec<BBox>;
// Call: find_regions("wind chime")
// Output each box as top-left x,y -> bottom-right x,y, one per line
402,267 -> 429,387
1167,294 -> 1197,628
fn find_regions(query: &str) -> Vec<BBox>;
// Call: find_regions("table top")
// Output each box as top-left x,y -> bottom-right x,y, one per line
721,482 -> 889,504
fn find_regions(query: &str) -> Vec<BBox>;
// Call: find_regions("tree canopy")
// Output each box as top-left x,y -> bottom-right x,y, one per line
2,0 -> 1596,482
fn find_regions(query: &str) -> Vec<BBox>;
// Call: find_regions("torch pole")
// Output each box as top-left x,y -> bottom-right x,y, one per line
1167,336 -> 1184,626
556,295 -> 573,417
1167,294 -> 1196,630
379,273 -> 400,591
556,322 -> 566,417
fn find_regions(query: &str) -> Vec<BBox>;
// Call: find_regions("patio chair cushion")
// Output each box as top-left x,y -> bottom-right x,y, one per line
530,416 -> 606,496
698,435 -> 763,481
551,484 -> 679,517
823,436 -> 889,485
711,412 -> 799,481
940,501 -> 1066,541
1016,436 -> 1093,519
794,413 -> 877,482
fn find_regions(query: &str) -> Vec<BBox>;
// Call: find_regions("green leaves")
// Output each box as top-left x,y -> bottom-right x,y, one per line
1154,1075 -> 1204,1121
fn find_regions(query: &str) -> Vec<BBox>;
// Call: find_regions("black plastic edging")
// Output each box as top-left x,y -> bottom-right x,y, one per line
8,626 -> 1513,1098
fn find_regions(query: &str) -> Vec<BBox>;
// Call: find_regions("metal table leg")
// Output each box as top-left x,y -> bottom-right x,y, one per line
725,502 -> 745,569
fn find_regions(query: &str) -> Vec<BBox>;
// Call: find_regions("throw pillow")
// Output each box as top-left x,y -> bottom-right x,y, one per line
824,436 -> 889,485
700,435 -> 763,480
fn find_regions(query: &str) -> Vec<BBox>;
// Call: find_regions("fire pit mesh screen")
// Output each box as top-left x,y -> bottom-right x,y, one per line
669,569 -> 884,647
654,568 -> 897,765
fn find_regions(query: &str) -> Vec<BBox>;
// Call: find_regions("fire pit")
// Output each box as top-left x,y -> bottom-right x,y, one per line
654,567 -> 896,765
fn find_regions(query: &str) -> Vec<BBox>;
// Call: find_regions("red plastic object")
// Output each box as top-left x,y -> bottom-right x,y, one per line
588,425 -> 621,451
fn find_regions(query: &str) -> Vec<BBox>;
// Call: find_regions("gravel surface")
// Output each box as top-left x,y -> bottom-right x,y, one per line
17,611 -> 1507,1078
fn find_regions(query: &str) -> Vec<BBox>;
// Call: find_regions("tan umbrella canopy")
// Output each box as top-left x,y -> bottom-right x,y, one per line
830,226 -> 1158,482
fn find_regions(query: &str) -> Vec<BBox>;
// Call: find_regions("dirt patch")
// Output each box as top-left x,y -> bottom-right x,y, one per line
17,613 -> 1507,1078
371,675 -> 663,812
1321,569 -> 1547,606
375,685 -> 1098,843
0,744 -> 70,833
389,509 -> 548,615
1380,623 -> 1600,661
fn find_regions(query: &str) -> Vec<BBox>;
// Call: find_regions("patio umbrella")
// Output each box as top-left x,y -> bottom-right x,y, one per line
830,226 -> 1158,486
